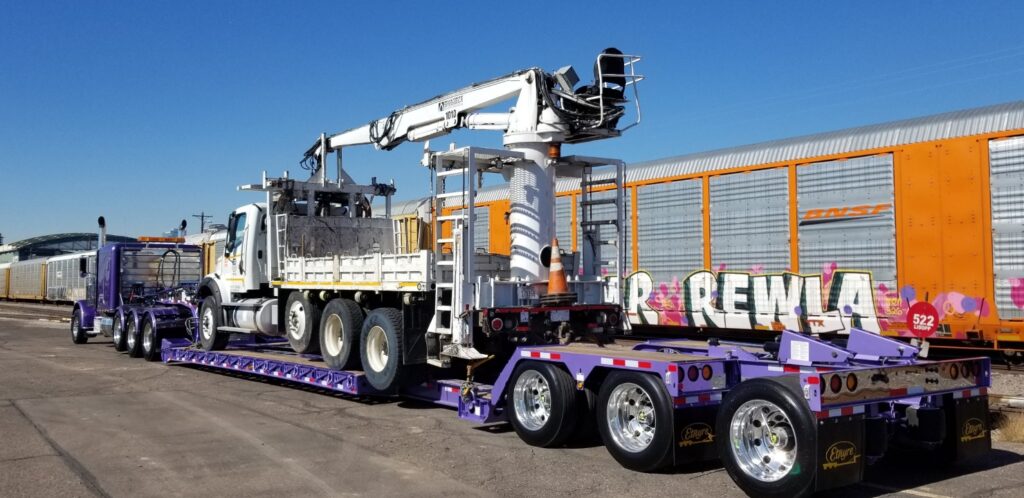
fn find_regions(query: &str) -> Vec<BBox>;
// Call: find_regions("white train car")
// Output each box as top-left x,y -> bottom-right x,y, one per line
45,251 -> 97,302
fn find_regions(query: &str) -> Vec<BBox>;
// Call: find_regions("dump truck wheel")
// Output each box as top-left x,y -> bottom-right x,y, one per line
359,308 -> 404,393
597,371 -> 673,471
199,296 -> 229,351
508,361 -> 578,448
286,292 -> 321,354
320,298 -> 363,371
716,376 -> 816,498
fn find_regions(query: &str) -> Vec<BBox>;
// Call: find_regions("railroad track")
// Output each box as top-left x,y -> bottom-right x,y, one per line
0,302 -> 71,322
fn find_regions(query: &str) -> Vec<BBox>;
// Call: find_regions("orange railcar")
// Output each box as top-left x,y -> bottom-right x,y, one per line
404,101 -> 1024,356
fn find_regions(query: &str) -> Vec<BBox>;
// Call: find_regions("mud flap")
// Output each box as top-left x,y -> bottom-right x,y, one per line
673,406 -> 719,465
944,394 -> 991,463
814,414 -> 865,492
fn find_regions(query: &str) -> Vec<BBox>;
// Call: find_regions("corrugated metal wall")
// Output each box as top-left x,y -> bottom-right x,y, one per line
580,189 -> 631,276
9,259 -> 45,299
989,136 -> 1024,319
710,168 -> 790,272
797,154 -> 897,289
0,265 -> 9,297
45,254 -> 96,301
453,206 -> 491,253
556,195 -> 573,249
636,180 -> 703,284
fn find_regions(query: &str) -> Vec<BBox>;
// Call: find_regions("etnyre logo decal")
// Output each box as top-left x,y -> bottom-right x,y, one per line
822,441 -> 860,470
800,203 -> 892,226
678,422 -> 714,447
960,418 -> 987,443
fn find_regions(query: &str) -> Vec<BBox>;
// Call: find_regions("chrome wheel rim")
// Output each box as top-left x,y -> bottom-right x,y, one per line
512,370 -> 551,431
143,322 -> 153,352
126,318 -> 137,350
71,315 -> 80,339
365,325 -> 389,373
323,314 -> 344,357
606,382 -> 656,452
200,306 -> 214,341
729,400 -> 797,482
288,301 -> 306,340
113,316 -> 123,344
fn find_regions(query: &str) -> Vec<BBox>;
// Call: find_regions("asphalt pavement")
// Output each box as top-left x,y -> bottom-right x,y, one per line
0,316 -> 1022,497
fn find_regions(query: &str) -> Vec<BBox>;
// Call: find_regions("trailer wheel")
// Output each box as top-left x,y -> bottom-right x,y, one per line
596,371 -> 674,471
199,296 -> 229,351
126,312 -> 143,358
112,312 -> 128,351
508,361 -> 578,448
359,307 -> 404,393
286,292 -> 321,354
716,377 -> 816,498
320,298 -> 363,371
70,309 -> 88,344
141,315 -> 161,362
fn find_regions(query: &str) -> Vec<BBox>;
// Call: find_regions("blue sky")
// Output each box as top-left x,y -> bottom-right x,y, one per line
2,1 -> 1024,242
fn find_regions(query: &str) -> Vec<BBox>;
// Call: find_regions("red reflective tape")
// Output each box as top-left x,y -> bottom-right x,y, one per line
890,387 -> 908,397
841,407 -> 854,416
962,390 -> 971,398
668,364 -> 678,372
612,359 -> 626,366
550,353 -> 561,360
638,361 -> 652,369
698,394 -> 710,402
783,365 -> 800,373
530,351 -> 541,358
816,411 -> 829,419
806,376 -> 820,385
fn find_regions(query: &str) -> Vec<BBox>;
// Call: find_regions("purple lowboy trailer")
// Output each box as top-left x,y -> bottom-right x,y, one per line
71,241 -> 203,361
160,327 -> 991,497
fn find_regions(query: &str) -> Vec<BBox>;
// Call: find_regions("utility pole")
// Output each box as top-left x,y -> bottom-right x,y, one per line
192,212 -> 213,233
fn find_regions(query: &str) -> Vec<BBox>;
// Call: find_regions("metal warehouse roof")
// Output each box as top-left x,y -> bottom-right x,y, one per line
0,233 -> 136,253
386,100 -> 1024,207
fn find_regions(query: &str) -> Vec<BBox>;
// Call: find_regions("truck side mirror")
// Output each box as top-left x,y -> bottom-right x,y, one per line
79,257 -> 87,278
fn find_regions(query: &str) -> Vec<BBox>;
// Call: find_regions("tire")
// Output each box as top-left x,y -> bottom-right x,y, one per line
596,371 -> 674,471
141,315 -> 161,362
285,292 -> 321,354
359,307 -> 404,393
126,311 -> 143,358
716,377 -> 817,498
112,311 -> 128,352
319,298 -> 364,371
199,296 -> 229,351
70,309 -> 88,344
508,361 -> 578,448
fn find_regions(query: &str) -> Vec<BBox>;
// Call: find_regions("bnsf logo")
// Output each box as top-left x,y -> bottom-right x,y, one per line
800,203 -> 892,226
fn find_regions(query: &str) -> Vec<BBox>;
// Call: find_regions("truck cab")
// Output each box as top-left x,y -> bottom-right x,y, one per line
215,203 -> 269,295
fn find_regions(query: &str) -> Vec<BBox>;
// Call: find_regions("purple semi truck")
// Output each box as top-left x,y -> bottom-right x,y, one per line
71,239 -> 203,361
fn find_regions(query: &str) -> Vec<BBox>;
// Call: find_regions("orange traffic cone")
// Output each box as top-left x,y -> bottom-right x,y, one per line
540,237 -> 577,306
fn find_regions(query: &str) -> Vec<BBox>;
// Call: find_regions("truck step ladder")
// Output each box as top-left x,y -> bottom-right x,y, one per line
578,160 -> 626,308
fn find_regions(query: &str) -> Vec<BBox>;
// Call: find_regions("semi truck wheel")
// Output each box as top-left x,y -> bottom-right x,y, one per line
319,298 -> 364,371
141,315 -> 161,362
716,377 -> 816,498
596,371 -> 673,471
508,361 -> 578,447
126,312 -> 143,358
70,309 -> 88,344
286,292 -> 321,354
359,308 -> 404,393
199,296 -> 229,351
112,311 -> 128,351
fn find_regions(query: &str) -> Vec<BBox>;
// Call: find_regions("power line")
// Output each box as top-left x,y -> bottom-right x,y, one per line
192,212 -> 213,233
